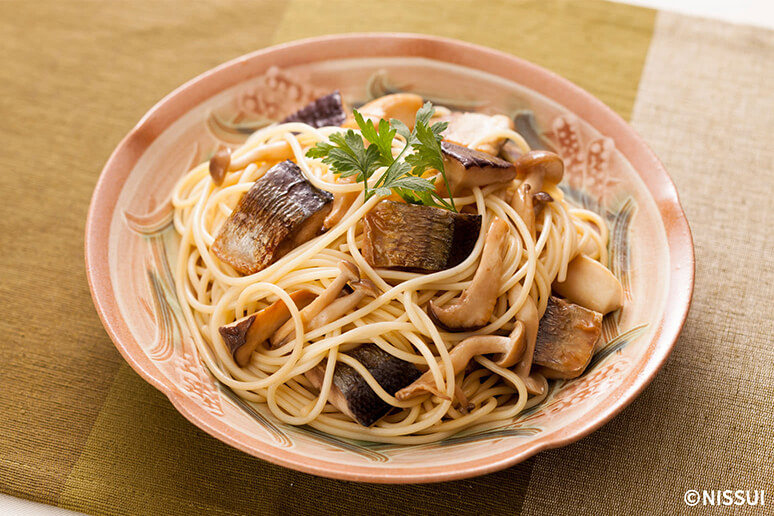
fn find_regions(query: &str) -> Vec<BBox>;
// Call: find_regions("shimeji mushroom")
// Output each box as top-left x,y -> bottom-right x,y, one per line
208,148 -> 231,186
552,254 -> 623,315
395,321 -> 526,401
218,289 -> 317,367
509,183 -> 553,242
512,150 -> 564,193
428,217 -> 510,332
269,261 -> 360,348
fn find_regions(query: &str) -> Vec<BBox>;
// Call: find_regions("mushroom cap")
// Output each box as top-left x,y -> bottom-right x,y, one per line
337,260 -> 360,283
350,279 -> 379,298
514,150 -> 564,185
209,148 -> 231,186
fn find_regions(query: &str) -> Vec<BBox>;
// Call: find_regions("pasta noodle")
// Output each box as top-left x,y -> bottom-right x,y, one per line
171,107 -> 609,444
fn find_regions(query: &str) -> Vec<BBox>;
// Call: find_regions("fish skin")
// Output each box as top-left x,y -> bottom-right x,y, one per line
212,160 -> 333,274
362,200 -> 481,272
333,344 -> 422,427
533,296 -> 603,379
281,91 -> 346,128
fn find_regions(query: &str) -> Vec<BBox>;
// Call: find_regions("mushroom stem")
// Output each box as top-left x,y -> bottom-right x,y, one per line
395,322 -> 525,401
323,178 -> 359,230
510,183 -> 536,240
219,289 -> 316,367
508,286 -> 545,395
552,254 -> 623,314
428,217 -> 510,331
269,261 -> 360,348
299,280 -> 379,340
344,93 -> 424,130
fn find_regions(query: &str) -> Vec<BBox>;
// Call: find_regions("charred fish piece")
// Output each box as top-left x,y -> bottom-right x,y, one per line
441,141 -> 517,195
362,200 -> 481,272
533,296 -> 603,379
212,161 -> 334,274
281,91 -> 347,128
305,344 -> 422,426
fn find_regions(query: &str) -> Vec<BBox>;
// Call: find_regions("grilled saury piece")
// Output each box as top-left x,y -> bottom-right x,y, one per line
440,142 -> 517,196
305,344 -> 422,426
281,91 -> 347,128
532,296 -> 603,379
362,200 -> 481,272
212,160 -> 334,275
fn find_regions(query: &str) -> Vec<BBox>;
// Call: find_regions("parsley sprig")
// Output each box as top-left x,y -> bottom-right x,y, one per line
306,102 -> 456,211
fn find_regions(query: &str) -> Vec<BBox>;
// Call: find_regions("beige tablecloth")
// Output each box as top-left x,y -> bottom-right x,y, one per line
0,1 -> 772,514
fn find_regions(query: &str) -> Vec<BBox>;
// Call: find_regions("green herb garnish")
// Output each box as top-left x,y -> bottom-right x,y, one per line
306,102 -> 456,211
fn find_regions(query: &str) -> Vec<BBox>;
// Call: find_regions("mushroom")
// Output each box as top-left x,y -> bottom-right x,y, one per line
299,279 -> 380,339
513,150 -> 564,193
508,286 -> 545,395
552,254 -> 623,314
218,289 -> 317,367
443,112 -> 514,156
439,142 -> 517,196
269,261 -> 360,347
209,148 -> 231,186
509,184 -> 554,242
228,140 -> 296,171
395,321 -> 525,401
428,217 -> 510,331
323,175 -> 359,230
343,93 -> 424,130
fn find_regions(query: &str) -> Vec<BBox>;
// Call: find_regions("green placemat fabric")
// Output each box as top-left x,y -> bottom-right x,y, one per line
0,1 -> 771,514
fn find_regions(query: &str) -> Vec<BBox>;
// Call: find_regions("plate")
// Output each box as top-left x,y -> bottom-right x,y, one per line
85,33 -> 694,483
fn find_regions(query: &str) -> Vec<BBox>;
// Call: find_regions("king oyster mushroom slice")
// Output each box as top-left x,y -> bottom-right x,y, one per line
395,321 -> 526,401
439,142 -> 517,196
219,290 -> 317,367
428,217 -> 510,332
343,93 -> 425,130
512,150 -> 564,193
212,160 -> 334,275
552,254 -> 623,315
443,112 -> 514,156
304,279 -> 380,335
269,261 -> 360,348
507,285 -> 545,396
533,296 -> 603,379
305,343 -> 422,426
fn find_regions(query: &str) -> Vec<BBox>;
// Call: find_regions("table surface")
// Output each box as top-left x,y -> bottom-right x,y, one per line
1,1 -> 772,515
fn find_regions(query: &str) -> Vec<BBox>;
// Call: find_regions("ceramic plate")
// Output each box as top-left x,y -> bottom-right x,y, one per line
85,33 -> 694,483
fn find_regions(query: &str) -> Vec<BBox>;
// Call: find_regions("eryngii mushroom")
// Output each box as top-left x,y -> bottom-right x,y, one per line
428,217 -> 510,331
513,150 -> 564,193
508,285 -> 545,395
227,140 -> 296,171
269,261 -> 360,348
209,148 -> 231,186
439,142 -> 517,196
552,254 -> 623,314
443,112 -> 514,156
533,296 -> 603,379
395,321 -> 526,401
287,279 -> 380,345
218,289 -> 317,367
343,93 -> 424,130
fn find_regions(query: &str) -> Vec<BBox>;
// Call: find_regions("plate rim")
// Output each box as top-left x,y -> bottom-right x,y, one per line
84,32 -> 695,483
